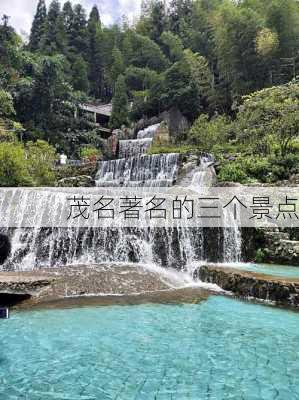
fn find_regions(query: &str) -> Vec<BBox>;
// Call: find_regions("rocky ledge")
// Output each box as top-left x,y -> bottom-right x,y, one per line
195,265 -> 299,307
0,265 -> 209,310
0,272 -> 56,296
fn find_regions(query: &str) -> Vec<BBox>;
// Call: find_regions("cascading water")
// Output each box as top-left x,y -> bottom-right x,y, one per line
137,123 -> 161,139
95,153 -> 179,187
222,211 -> 242,263
188,153 -> 242,263
190,154 -> 216,188
118,138 -> 153,159
1,124 -> 242,271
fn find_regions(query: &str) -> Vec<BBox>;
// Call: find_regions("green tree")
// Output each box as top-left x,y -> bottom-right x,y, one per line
169,0 -> 193,45
266,0 -> 299,58
110,47 -> 125,89
79,145 -> 102,161
163,59 -> 200,121
11,77 -> 34,124
188,0 -> 220,58
183,49 -> 215,112
162,51 -> 214,121
69,4 -> 88,55
110,74 -> 128,129
26,140 -> 57,186
32,55 -> 72,129
212,3 -> 267,100
125,32 -> 169,72
0,142 -> 32,186
236,80 -> 299,156
41,0 -> 64,54
0,89 -> 15,118
256,28 -> 279,58
87,5 -> 103,98
189,114 -> 231,151
0,19 -> 22,87
29,0 -> 47,51
149,0 -> 168,43
125,66 -> 160,91
161,31 -> 183,62
71,55 -> 89,92
61,1 -> 74,39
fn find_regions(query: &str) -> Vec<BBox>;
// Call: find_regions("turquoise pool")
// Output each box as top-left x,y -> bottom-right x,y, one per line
228,263 -> 299,279
0,296 -> 299,400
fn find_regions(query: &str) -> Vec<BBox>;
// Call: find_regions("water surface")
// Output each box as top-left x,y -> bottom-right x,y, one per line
226,262 -> 299,279
0,296 -> 299,399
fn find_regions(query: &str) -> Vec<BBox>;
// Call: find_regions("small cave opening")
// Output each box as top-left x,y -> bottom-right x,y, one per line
0,234 -> 11,265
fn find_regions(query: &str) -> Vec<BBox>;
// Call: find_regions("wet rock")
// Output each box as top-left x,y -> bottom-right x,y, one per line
263,230 -> 299,266
242,228 -> 299,266
0,272 -> 56,296
196,265 -> 299,307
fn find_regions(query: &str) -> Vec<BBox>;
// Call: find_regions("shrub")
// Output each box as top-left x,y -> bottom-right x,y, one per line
241,157 -> 271,182
0,90 -> 15,118
80,146 -> 102,161
236,81 -> 299,157
217,154 -> 298,184
26,140 -> 57,186
218,163 -> 249,183
189,114 -> 232,151
268,154 -> 299,181
0,142 -> 32,186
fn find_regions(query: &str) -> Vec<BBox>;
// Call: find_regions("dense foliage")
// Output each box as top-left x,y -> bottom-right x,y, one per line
0,0 -> 298,186
0,139 -> 57,186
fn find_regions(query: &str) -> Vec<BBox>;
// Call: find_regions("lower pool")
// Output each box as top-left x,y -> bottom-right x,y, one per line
225,262 -> 299,279
0,296 -> 299,400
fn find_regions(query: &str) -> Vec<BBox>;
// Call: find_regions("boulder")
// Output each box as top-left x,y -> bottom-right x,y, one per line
161,107 -> 190,139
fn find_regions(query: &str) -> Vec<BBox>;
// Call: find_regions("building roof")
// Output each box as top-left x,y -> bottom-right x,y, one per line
80,103 -> 112,117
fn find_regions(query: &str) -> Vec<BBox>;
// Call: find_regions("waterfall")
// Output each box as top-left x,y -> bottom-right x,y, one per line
118,138 -> 153,158
137,123 -> 161,139
96,153 -> 179,187
1,132 -> 242,271
190,154 -> 216,189
2,225 -> 209,271
188,153 -> 242,263
222,208 -> 242,263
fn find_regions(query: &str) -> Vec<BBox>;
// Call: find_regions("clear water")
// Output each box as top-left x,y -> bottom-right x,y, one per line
1,296 -> 299,400
227,262 -> 299,279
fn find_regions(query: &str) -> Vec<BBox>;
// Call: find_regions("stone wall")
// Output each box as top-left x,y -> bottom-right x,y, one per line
0,273 -> 56,296
262,229 -> 299,265
241,228 -> 299,266
196,265 -> 299,307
